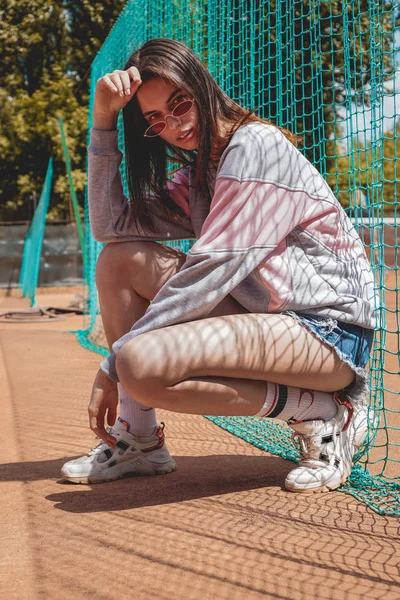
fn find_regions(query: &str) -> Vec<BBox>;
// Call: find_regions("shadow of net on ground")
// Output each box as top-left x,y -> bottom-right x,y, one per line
1,291 -> 400,600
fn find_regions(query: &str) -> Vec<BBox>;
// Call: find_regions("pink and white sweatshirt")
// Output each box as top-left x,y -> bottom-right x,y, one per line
88,123 -> 376,383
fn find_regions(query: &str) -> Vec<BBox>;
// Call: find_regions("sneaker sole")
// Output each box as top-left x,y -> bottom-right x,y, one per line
285,475 -> 347,493
61,459 -> 177,484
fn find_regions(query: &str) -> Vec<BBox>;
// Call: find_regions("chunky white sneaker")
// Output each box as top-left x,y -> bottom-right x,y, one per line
285,393 -> 371,493
61,418 -> 176,484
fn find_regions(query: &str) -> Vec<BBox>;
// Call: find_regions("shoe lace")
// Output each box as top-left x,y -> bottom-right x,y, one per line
292,432 -> 323,467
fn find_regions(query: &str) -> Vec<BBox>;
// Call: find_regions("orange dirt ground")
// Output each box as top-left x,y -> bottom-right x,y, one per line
0,287 -> 399,600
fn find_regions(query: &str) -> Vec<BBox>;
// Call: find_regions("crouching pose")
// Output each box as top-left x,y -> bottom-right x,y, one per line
62,38 -> 375,493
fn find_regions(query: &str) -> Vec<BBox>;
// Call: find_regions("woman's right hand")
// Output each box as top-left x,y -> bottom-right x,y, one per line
93,67 -> 142,129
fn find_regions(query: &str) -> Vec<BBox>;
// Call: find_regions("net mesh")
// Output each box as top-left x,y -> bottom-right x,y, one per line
19,158 -> 53,305
76,0 -> 400,516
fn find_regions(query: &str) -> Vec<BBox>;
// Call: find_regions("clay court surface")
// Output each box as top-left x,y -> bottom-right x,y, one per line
0,286 -> 399,600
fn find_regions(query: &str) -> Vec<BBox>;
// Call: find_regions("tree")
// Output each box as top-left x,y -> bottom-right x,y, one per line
214,0 -> 397,212
0,0 -> 127,221
241,1 -> 396,173
327,121 -> 400,215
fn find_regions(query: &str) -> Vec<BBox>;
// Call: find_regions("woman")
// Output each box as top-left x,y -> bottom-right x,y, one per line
62,38 -> 376,493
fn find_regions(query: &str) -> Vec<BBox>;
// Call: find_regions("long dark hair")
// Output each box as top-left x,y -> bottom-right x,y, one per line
123,38 -> 298,232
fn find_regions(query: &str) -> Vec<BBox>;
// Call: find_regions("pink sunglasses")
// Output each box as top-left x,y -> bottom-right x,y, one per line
144,99 -> 194,137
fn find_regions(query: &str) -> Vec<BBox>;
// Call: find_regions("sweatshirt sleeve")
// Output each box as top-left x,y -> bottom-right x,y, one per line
88,129 -> 195,243
100,150 -> 308,381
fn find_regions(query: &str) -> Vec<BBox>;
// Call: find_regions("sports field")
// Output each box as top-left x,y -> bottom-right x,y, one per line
1,286 -> 399,600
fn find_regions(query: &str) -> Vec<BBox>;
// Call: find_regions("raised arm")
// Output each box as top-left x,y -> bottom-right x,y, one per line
89,67 -> 195,243
88,129 -> 195,242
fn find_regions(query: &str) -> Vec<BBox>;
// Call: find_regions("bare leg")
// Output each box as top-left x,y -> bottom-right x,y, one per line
116,313 -> 355,418
96,241 -> 184,350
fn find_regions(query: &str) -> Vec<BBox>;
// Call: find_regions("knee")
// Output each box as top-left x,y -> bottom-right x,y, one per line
116,335 -> 169,404
95,241 -> 149,288
96,242 -> 128,287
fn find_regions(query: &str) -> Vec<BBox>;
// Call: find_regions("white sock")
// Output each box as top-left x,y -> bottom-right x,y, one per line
254,382 -> 338,423
118,383 -> 157,437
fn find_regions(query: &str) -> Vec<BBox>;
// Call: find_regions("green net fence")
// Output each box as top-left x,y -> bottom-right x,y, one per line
76,0 -> 400,516
19,158 -> 53,305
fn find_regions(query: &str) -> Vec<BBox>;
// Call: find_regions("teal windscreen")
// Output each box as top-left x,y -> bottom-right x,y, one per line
19,158 -> 53,306
76,0 -> 400,516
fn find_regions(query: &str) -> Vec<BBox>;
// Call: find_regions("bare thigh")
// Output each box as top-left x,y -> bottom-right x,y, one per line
117,312 -> 355,393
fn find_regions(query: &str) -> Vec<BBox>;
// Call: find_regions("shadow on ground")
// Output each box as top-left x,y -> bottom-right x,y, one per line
1,454 -> 292,512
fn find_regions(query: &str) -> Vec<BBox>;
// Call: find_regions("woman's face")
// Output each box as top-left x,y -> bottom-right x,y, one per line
136,76 -> 199,150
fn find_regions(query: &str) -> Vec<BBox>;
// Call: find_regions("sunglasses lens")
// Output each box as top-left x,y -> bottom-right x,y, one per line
145,100 -> 193,137
173,100 -> 193,117
146,122 -> 166,137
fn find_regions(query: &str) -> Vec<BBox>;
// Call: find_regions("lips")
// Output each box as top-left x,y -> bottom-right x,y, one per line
177,129 -> 193,142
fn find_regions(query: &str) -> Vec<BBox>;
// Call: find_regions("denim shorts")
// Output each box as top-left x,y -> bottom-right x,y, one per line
284,311 -> 375,401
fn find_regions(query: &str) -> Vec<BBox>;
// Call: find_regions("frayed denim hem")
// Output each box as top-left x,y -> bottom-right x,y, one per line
284,310 -> 370,403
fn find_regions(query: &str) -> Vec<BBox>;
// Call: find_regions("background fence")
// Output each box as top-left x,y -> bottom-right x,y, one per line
1,223 -> 83,290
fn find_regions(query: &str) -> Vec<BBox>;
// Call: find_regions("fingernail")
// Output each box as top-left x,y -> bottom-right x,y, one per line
126,89 -> 131,96
119,91 -> 124,97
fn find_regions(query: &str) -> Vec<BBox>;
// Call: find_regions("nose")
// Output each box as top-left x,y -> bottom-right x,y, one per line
165,114 -> 181,129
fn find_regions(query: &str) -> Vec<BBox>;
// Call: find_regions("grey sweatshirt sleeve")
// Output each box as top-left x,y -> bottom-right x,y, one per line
88,129 -> 195,242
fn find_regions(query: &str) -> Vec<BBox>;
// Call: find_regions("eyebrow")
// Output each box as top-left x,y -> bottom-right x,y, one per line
142,89 -> 183,118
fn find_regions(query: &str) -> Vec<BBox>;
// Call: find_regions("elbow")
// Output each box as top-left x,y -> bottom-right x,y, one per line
90,225 -> 110,243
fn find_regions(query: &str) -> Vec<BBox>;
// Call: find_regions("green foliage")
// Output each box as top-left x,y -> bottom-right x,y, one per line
327,123 -> 400,215
254,0 -> 396,172
0,0 -> 127,222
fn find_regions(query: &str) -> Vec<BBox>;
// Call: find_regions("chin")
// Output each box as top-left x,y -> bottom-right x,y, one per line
187,133 -> 199,151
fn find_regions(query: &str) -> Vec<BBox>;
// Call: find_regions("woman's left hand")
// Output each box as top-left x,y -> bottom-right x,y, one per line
88,369 -> 119,447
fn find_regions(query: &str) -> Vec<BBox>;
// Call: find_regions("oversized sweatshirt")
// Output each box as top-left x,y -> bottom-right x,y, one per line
88,123 -> 376,383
